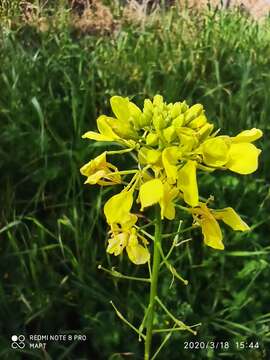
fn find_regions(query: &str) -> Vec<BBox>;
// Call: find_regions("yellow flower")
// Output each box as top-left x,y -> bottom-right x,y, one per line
159,182 -> 178,220
139,179 -> 164,211
107,221 -> 150,265
107,231 -> 129,256
202,137 -> 230,167
82,96 -> 142,146
162,146 -> 181,184
81,95 -> 263,263
190,203 -> 250,250
177,160 -> 198,207
226,129 -> 262,174
82,115 -> 121,142
139,179 -> 178,220
80,152 -> 121,186
126,228 -> 150,265
200,128 -> 262,174
104,190 -> 134,225
110,96 -> 142,128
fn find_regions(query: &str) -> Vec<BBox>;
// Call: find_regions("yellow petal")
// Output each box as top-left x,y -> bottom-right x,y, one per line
84,170 -> 107,185
110,96 -> 141,132
98,114 -> 137,140
160,182 -> 178,220
202,137 -> 230,167
104,191 -> 133,225
107,232 -> 128,256
82,131 -> 113,142
212,207 -> 250,231
177,160 -> 198,207
233,128 -> 263,143
110,96 -> 130,121
97,115 -> 120,140
226,143 -> 261,174
80,152 -> 121,186
121,214 -> 138,231
128,101 -> 142,128
126,243 -> 150,265
139,179 -> 164,210
200,215 -> 224,250
162,147 -> 181,184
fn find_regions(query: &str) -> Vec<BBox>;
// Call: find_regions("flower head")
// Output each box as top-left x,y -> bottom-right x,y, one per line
81,95 -> 262,263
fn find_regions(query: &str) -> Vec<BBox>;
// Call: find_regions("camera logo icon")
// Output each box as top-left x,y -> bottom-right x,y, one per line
11,335 -> 26,349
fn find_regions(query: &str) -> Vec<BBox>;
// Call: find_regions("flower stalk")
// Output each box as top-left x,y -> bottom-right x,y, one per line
144,205 -> 162,360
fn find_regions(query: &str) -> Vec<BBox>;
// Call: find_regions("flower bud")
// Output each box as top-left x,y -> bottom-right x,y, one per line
144,99 -> 153,112
184,104 -> 204,124
139,113 -> 151,128
172,114 -> 184,129
197,123 -> 214,141
163,125 -> 177,143
153,114 -> 166,130
169,102 -> 182,119
146,132 -> 159,146
188,114 -> 207,129
180,101 -> 189,113
153,94 -> 164,108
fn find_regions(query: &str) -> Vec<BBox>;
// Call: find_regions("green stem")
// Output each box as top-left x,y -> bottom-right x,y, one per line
144,206 -> 162,360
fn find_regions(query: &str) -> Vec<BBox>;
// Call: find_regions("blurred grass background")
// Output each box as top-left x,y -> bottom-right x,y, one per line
0,1 -> 270,359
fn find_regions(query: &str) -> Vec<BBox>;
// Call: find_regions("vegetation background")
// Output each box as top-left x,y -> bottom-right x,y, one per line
0,0 -> 270,359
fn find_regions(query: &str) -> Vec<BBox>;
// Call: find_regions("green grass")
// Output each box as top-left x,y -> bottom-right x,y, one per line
0,5 -> 270,359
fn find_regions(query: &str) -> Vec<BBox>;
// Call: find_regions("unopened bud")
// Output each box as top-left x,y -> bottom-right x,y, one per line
170,102 -> 182,119
189,114 -> 207,129
163,125 -> 177,143
197,123 -> 214,141
184,104 -> 204,124
153,94 -> 164,107
146,132 -> 159,146
172,114 -> 184,129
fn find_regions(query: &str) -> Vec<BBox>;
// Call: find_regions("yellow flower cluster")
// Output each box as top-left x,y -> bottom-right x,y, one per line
81,95 -> 262,264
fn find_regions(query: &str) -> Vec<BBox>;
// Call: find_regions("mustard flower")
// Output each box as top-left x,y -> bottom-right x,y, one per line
80,152 -> 121,186
81,95 -> 262,263
190,203 -> 250,250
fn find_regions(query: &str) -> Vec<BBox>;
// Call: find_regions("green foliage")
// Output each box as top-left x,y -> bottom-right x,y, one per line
0,6 -> 270,359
